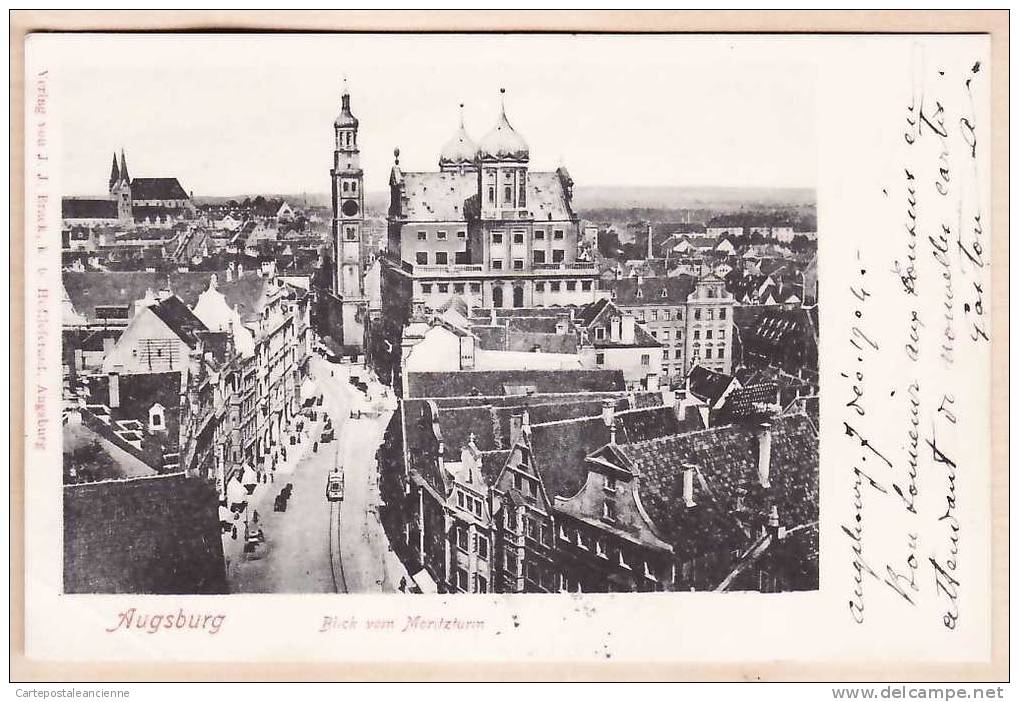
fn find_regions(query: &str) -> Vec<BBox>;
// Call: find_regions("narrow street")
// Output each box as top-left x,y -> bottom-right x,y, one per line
224,353 -> 406,594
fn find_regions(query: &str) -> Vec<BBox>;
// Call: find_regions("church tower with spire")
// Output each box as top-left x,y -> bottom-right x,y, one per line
109,149 -> 133,223
330,79 -> 367,349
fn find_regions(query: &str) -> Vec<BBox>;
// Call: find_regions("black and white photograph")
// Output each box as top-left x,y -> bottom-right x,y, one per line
18,18 -> 999,679
56,34 -> 820,596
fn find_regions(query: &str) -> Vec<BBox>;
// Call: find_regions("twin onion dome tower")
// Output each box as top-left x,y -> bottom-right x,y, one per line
438,88 -> 529,173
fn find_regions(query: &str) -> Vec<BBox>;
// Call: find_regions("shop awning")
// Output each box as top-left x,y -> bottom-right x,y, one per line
410,568 -> 438,594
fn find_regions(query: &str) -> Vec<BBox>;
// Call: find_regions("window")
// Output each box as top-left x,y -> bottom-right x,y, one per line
492,232 -> 503,244
535,282 -> 545,291
454,283 -> 465,293
457,492 -> 465,508
513,259 -> 524,271
662,330 -> 671,341
718,348 -> 725,359
577,531 -> 589,550
707,308 -> 715,321
342,182 -> 349,193
552,249 -> 565,263
619,549 -> 630,569
641,354 -> 650,366
533,250 -> 546,264
559,524 -> 570,541
719,308 -> 727,320
674,349 -> 682,359
604,475 -> 617,492
595,352 -> 604,365
435,252 -> 448,265
534,230 -> 545,240
476,534 -> 489,560
456,526 -> 469,551
596,327 -> 605,340
651,310 -> 658,321
470,283 -> 481,293
603,501 -> 617,521
421,284 -> 432,294
596,539 -> 607,558
677,309 -> 684,320
663,309 -> 672,321
553,230 -> 564,240
437,283 -> 449,293
415,251 -> 428,265
651,331 -> 658,339
582,281 -> 592,291
457,230 -> 466,238
550,281 -> 561,291
694,308 -> 701,320
437,230 -> 447,240
455,567 -> 469,591
492,260 -> 503,270
706,330 -> 713,340
417,231 -> 427,241
693,330 -> 700,340
566,281 -> 576,291
476,574 -> 488,593
705,348 -> 713,359
513,231 -> 524,244
351,182 -> 357,193
505,186 -> 513,202
719,329 -> 726,339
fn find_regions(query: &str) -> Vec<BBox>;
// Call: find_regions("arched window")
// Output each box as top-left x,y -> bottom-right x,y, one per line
504,186 -> 513,203
492,286 -> 504,308
513,286 -> 524,308
488,187 -> 495,204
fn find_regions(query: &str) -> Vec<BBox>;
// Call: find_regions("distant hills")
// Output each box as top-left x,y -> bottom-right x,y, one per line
197,185 -> 814,215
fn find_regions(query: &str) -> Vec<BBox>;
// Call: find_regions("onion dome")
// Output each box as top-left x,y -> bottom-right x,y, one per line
477,89 -> 529,161
439,104 -> 478,169
334,79 -> 358,129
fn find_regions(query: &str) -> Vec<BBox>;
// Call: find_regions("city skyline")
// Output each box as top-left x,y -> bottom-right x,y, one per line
55,33 -> 816,197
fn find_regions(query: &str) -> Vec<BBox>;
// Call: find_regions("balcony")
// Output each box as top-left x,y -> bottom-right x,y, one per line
533,261 -> 597,273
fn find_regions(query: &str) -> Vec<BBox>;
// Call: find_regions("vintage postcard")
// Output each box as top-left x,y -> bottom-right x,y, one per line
14,15 -> 1006,681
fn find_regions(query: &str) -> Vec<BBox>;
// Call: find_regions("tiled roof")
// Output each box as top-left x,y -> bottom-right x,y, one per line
62,271 -> 268,322
405,369 -> 625,398
149,296 -> 208,348
63,473 -> 227,593
687,365 -> 736,406
609,276 -> 696,306
528,404 -> 683,500
395,171 -> 572,222
62,197 -> 118,220
577,299 -> 661,349
130,177 -> 190,201
620,413 -> 819,559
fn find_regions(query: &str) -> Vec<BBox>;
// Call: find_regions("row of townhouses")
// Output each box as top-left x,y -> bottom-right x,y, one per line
376,363 -> 818,595
62,268 -> 313,496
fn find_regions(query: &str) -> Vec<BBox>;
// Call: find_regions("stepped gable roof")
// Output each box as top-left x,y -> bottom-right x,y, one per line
405,369 -> 625,399
149,295 -> 208,348
130,177 -> 189,201
62,198 -> 118,220
63,473 -> 227,594
618,413 -> 819,559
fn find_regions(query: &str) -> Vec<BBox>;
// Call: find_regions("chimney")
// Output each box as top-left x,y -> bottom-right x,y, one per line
102,335 -> 115,356
225,263 -> 234,282
509,411 -> 525,447
601,399 -> 616,444
682,464 -> 697,507
610,315 -> 621,342
757,422 -> 773,488
555,314 -> 568,335
108,372 -> 120,409
621,314 -> 635,344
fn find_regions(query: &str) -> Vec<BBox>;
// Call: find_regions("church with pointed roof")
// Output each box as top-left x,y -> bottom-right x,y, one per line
62,149 -> 196,228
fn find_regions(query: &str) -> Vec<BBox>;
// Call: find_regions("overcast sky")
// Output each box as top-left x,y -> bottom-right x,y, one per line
50,33 -> 817,197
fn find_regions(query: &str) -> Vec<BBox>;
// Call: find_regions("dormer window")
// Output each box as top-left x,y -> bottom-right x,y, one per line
603,475 -> 617,492
602,500 -> 617,522
636,289 -> 643,298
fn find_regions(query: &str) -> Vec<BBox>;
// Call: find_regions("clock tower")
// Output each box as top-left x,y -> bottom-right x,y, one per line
330,79 -> 366,349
